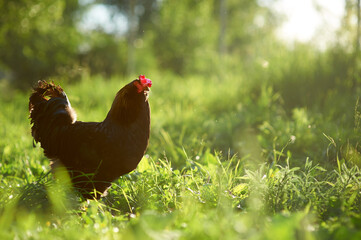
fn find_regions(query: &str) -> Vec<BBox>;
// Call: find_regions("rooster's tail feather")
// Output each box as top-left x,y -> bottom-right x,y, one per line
29,80 -> 76,150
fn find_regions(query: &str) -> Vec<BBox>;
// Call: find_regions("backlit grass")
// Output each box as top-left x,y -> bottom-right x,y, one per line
0,73 -> 361,239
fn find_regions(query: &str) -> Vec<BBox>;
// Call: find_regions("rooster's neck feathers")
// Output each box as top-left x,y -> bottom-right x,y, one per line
105,80 -> 148,125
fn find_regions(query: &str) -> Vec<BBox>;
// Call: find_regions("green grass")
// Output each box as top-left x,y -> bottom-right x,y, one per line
0,73 -> 361,239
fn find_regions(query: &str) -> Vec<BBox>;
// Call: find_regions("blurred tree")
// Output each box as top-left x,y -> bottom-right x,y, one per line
355,0 -> 361,89
0,0 -> 280,86
101,0 -> 159,35
148,0 -> 218,74
341,0 -> 359,49
148,0 -> 278,75
220,0 -> 279,63
337,0 -> 361,90
79,30 -> 128,77
219,0 -> 227,56
0,0 -> 83,87
357,0 -> 361,53
101,0 -> 159,75
99,0 -> 278,75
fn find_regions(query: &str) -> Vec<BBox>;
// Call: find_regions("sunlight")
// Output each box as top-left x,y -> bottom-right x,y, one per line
275,0 -> 345,45
82,0 -> 346,47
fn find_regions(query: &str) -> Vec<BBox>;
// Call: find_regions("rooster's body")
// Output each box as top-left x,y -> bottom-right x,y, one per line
29,76 -> 152,199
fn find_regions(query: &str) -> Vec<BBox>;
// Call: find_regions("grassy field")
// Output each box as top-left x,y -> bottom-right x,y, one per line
0,72 -> 361,239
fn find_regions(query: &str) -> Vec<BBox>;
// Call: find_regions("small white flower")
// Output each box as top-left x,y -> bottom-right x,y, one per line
290,135 -> 296,143
262,60 -> 269,68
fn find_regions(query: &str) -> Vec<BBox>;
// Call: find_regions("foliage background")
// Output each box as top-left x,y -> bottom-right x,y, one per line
1,0 -> 361,239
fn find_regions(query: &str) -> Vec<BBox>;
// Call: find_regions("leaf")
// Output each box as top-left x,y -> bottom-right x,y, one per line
232,183 -> 248,195
138,156 -> 151,172
347,191 -> 358,206
323,133 -> 336,147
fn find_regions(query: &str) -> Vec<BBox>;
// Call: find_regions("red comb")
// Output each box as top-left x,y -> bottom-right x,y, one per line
139,75 -> 152,87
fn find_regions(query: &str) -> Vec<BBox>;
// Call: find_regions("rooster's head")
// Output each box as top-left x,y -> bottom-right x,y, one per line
134,75 -> 152,93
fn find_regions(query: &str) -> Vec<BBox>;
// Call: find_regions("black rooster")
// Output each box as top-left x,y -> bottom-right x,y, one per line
29,75 -> 152,199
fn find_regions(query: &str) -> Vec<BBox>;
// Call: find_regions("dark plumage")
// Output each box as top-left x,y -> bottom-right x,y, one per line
29,76 -> 152,199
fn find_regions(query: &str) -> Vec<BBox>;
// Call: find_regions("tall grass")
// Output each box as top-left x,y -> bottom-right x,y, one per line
0,70 -> 361,239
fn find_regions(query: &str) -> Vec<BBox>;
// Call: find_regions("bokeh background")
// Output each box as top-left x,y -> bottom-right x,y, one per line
1,0 -> 360,166
0,0 -> 355,88
1,1 -> 361,239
